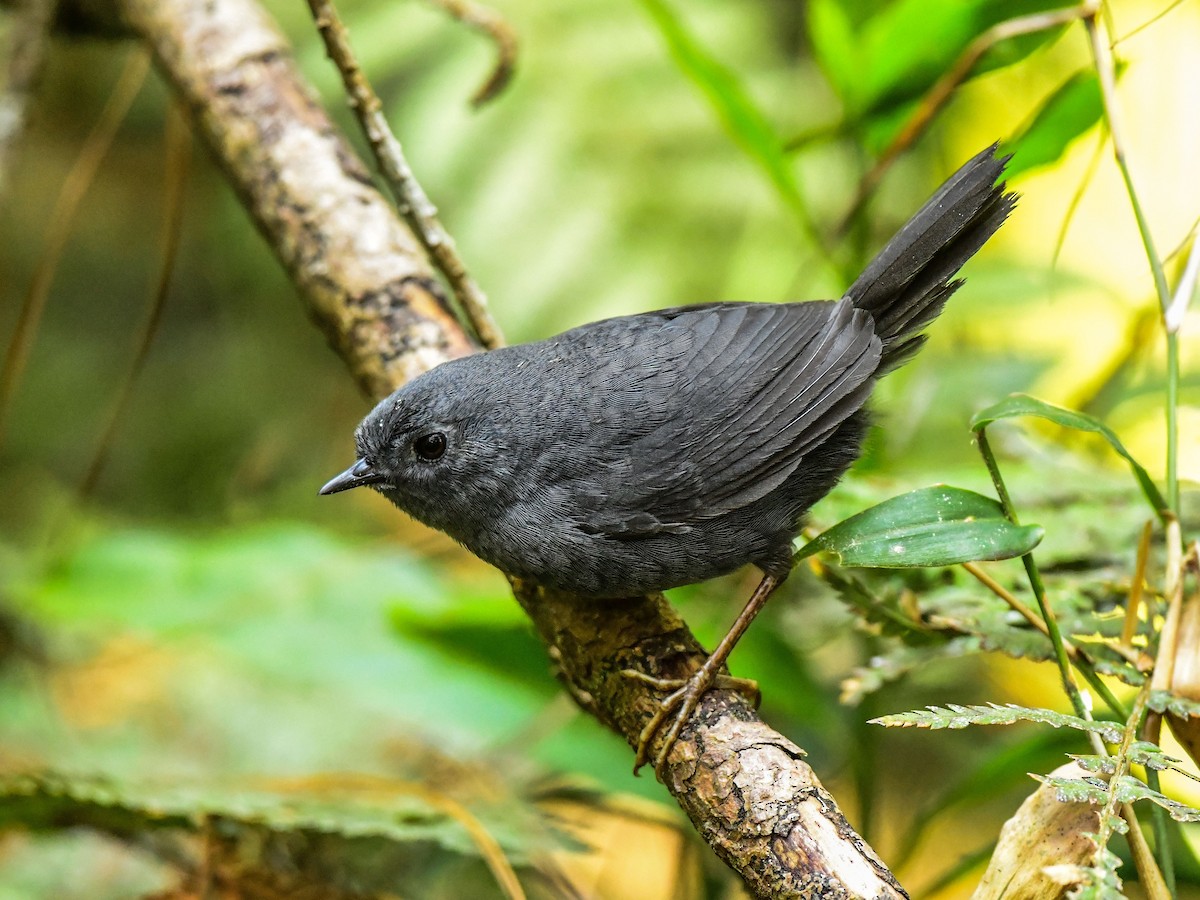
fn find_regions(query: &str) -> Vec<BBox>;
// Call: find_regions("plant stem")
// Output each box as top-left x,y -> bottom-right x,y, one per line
1166,332 -> 1180,512
79,104 -> 190,499
1086,8 -> 1181,889
963,561 -> 1137,712
0,49 -> 151,452
305,0 -> 505,350
833,4 -> 1088,239
1144,768 -> 1176,894
1084,12 -> 1179,517
422,0 -> 518,106
975,430 -> 1099,724
1098,681 -> 1171,900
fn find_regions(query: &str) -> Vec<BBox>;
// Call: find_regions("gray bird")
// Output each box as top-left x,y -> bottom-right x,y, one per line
321,145 -> 1016,775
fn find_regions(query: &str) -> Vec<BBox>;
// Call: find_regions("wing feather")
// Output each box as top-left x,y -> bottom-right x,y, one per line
579,299 -> 880,535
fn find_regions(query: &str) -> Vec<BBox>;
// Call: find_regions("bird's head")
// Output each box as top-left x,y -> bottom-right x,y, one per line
319,361 -> 504,534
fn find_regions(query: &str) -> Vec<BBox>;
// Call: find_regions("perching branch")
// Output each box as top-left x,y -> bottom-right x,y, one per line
29,0 -> 907,895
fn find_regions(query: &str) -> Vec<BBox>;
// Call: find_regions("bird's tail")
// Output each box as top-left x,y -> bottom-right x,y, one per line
844,144 -> 1016,373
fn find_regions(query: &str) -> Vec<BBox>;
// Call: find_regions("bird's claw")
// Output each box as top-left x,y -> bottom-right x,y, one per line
622,668 -> 761,777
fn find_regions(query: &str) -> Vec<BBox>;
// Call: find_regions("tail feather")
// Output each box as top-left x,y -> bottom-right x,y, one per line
844,144 -> 1017,373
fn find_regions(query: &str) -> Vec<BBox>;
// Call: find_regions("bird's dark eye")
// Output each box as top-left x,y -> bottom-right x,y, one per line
413,432 -> 447,461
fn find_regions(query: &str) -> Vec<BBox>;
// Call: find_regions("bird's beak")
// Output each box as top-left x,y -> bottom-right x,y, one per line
319,459 -> 385,495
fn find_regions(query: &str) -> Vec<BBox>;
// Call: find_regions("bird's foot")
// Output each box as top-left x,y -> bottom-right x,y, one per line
623,668 -> 760,777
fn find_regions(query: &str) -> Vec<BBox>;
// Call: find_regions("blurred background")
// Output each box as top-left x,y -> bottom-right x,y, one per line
0,0 -> 1198,896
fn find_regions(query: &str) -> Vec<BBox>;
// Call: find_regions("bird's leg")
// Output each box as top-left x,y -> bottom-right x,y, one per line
625,573 -> 783,777
624,670 -> 761,705
624,673 -> 761,773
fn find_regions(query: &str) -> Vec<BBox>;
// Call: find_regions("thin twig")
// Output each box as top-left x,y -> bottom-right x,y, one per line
0,0 -> 58,206
1121,520 -> 1154,648
1052,125 -> 1108,270
832,4 -> 1088,238
962,561 -> 1082,660
1113,0 -> 1190,46
1143,517 -> 1184,893
1165,229 -> 1198,335
1106,682 -> 1171,900
1165,213 -> 1200,264
424,0 -> 518,107
0,48 -> 150,451
1083,11 -> 1171,314
1149,518 -> 1186,704
974,428 -> 1127,726
963,560 -> 1142,671
1141,530 -> 1180,740
305,0 -> 505,350
1083,6 -> 1179,515
79,102 -> 190,499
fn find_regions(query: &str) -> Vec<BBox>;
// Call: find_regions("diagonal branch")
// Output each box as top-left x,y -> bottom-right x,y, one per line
107,0 -> 479,398
305,0 -> 505,351
36,0 -> 907,894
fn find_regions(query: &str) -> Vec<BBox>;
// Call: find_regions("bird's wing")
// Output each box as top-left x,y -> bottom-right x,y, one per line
575,299 -> 881,537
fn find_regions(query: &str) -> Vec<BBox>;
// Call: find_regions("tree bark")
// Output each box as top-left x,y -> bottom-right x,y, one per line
105,0 -> 477,396
35,0 -> 908,895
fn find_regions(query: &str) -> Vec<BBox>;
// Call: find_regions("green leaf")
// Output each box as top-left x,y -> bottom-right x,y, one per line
391,593 -> 557,693
856,0 -> 987,114
808,0 -> 861,110
828,465 -> 1155,703
971,393 -> 1168,521
1062,847 -> 1127,899
1112,775 -> 1200,824
1005,69 -> 1105,179
1071,743 -> 1200,782
796,485 -> 1043,568
1031,775 -> 1120,818
0,769 -> 503,854
12,523 -> 666,806
871,702 -> 1124,742
1148,690 -> 1200,719
817,564 -> 940,642
0,769 -> 561,896
806,0 -> 1070,121
636,0 -> 815,236
822,0 -> 1071,148
1036,773 -> 1200,825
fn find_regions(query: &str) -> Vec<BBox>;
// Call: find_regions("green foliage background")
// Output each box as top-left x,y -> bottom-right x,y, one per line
0,0 -> 1198,896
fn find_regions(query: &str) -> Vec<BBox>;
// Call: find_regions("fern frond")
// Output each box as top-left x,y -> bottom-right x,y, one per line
870,703 -> 1123,742
1052,846 -> 1125,899
1147,690 -> 1200,719
1071,742 -> 1200,782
